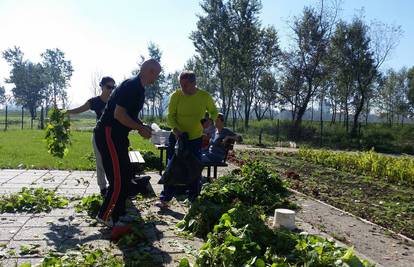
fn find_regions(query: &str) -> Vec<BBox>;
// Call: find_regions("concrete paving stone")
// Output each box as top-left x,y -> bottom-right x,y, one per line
66,172 -> 94,178
7,240 -> 50,257
0,188 -> 22,194
24,216 -> 70,227
58,180 -> 90,189
13,226 -> 51,241
38,175 -> 67,184
0,183 -> 57,189
7,177 -> 41,184
153,239 -> 186,254
17,257 -> 43,265
38,207 -> 75,217
55,188 -> 86,197
0,216 -> 30,228
0,227 -> 20,241
0,169 -> 25,174
0,258 -> 19,266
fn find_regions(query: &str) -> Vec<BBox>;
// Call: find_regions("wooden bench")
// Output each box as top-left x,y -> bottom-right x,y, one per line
129,150 -> 145,175
203,139 -> 235,179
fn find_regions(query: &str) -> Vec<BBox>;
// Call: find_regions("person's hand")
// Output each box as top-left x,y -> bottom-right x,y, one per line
173,128 -> 182,139
138,124 -> 152,139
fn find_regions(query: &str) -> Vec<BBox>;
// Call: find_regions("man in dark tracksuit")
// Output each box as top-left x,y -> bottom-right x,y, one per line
94,59 -> 161,227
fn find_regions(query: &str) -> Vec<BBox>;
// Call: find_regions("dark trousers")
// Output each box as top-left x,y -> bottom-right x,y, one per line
94,127 -> 131,223
160,133 -> 202,202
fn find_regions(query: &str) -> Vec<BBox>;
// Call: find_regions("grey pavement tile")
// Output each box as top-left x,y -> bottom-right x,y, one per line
0,258 -> 19,266
24,216 -> 71,227
7,240 -> 50,257
0,227 -> 20,241
0,183 -> 56,189
0,188 -> 23,194
13,226 -> 51,241
17,257 -> 43,265
0,216 -> 31,228
55,188 -> 86,197
38,208 -> 75,217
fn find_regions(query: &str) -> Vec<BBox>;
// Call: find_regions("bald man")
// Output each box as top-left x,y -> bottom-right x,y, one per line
94,59 -> 161,227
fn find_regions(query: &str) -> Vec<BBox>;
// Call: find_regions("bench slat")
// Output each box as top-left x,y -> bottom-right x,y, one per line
129,151 -> 145,164
135,152 -> 145,163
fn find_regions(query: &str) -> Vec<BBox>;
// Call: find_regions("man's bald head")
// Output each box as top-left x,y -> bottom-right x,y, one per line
139,59 -> 161,86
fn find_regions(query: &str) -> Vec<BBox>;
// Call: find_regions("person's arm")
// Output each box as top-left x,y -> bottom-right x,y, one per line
66,101 -> 90,115
114,105 -> 151,138
223,129 -> 241,143
206,93 -> 218,120
167,93 -> 182,137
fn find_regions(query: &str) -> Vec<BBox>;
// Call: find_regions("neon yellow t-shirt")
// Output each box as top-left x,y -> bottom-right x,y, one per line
167,89 -> 218,140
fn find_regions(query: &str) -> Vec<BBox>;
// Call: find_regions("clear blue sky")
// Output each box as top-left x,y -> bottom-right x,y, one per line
0,0 -> 412,106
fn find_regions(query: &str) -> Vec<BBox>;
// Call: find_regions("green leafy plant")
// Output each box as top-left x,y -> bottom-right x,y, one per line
299,148 -> 414,185
0,187 -> 68,213
193,205 -> 373,267
75,194 -> 103,217
45,107 -> 71,158
22,244 -> 124,266
20,244 -> 41,255
178,162 -> 296,237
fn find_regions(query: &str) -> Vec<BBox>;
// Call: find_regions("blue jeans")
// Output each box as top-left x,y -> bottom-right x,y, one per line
160,133 -> 202,202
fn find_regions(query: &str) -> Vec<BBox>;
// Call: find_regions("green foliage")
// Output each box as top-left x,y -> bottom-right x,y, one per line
26,245 -> 123,267
0,187 -> 68,213
194,205 -> 373,267
178,161 -> 295,238
142,150 -> 162,170
20,244 -> 41,255
117,221 -> 147,248
41,48 -> 74,106
75,194 -> 103,217
299,148 -> 414,185
45,107 -> 71,158
2,46 -> 47,118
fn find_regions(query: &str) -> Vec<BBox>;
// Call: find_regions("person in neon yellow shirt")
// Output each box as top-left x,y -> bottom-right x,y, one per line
167,74 -> 218,140
156,71 -> 218,208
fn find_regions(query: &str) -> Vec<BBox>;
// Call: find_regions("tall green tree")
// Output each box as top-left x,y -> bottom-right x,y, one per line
41,48 -> 73,108
0,86 -> 5,104
408,67 -> 414,116
191,0 -> 234,122
229,0 -> 281,128
280,3 -> 335,137
133,43 -> 167,118
329,21 -> 355,131
2,47 -> 48,119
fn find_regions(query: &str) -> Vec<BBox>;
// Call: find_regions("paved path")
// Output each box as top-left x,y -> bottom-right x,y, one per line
0,169 -> 204,266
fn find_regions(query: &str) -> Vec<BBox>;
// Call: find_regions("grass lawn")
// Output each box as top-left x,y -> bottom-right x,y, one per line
235,150 -> 414,239
0,129 -> 158,170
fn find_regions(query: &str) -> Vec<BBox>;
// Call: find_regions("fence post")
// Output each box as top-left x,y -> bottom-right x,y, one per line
277,118 -> 280,143
21,107 -> 24,129
320,119 -> 323,147
4,105 -> 7,131
40,106 -> 44,129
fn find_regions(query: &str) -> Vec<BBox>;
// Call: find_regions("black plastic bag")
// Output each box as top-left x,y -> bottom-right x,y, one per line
158,133 -> 203,186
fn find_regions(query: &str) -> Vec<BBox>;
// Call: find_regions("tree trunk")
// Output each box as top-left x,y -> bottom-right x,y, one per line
351,94 -> 365,137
